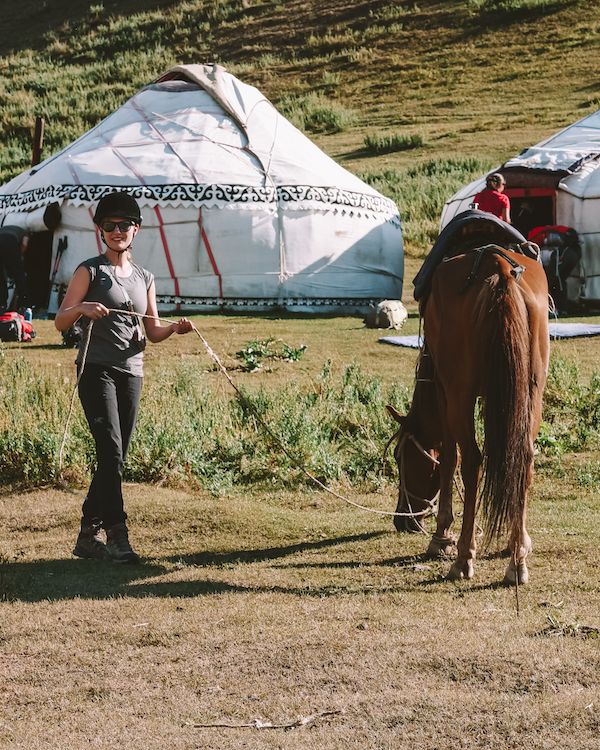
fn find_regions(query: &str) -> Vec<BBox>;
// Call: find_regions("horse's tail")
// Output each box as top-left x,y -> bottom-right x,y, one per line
478,272 -> 532,544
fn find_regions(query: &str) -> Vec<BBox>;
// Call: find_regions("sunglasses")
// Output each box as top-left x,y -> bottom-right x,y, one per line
101,220 -> 136,232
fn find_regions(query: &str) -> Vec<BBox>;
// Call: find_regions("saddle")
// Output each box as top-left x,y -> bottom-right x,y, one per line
413,210 -> 539,302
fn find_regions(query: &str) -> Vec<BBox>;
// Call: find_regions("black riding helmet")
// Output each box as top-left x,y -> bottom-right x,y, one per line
93,191 -> 143,226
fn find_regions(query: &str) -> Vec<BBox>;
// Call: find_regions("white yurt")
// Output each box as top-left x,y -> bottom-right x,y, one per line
0,64 -> 403,313
441,109 -> 600,302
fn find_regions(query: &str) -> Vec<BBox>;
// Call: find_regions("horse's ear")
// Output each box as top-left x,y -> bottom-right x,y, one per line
386,404 -> 406,425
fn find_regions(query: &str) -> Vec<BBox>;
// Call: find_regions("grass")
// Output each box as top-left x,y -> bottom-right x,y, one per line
1,464 -> 600,749
363,132 -> 425,154
469,0 -> 577,14
0,313 -> 599,748
1,2 -> 600,746
276,91 -> 356,134
1,315 -> 598,490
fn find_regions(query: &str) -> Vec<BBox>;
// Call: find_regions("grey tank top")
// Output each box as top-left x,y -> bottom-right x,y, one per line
75,255 -> 154,377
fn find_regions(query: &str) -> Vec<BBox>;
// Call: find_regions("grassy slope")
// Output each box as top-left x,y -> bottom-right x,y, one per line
2,0 -> 600,251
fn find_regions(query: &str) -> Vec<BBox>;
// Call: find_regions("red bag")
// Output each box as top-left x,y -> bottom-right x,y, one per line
0,312 -> 35,342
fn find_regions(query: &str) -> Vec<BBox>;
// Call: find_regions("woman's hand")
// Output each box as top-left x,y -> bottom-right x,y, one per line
144,282 -> 193,342
171,318 -> 193,335
78,301 -> 110,320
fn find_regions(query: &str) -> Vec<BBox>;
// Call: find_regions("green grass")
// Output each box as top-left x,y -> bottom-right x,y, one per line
363,132 -> 425,154
275,91 -> 356,134
0,319 -> 598,493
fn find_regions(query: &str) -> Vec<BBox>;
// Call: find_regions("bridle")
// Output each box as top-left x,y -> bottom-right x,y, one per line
385,428 -> 440,533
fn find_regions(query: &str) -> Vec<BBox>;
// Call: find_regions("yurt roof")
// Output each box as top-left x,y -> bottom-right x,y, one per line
503,108 -> 600,198
442,108 -> 600,225
0,64 -> 398,223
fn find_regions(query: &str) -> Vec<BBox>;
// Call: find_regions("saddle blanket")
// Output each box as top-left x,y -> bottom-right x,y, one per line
379,322 -> 600,349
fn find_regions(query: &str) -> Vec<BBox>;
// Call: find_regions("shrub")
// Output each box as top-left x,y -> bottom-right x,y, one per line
537,355 -> 600,455
1,349 -> 597,492
363,133 -> 424,154
276,92 -> 356,134
0,355 -> 410,492
235,338 -> 307,372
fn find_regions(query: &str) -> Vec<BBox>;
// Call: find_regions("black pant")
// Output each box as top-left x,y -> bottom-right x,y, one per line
77,364 -> 143,528
0,236 -> 29,310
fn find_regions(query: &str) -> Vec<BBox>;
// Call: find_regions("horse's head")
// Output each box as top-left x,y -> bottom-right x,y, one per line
386,404 -> 440,533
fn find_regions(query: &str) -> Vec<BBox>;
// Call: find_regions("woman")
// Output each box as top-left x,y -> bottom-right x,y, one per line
55,191 -> 192,563
474,172 -> 511,223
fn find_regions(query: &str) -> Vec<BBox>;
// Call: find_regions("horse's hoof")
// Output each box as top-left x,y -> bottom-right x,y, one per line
447,559 -> 474,581
503,561 -> 529,586
426,536 -> 457,559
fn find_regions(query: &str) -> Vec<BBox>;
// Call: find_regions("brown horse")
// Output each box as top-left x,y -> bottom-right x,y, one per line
389,245 -> 549,584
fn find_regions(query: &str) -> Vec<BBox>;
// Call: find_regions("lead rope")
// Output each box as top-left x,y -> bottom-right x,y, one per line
57,320 -> 94,485
57,309 -> 433,520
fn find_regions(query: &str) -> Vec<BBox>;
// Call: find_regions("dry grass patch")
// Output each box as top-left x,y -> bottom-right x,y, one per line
2,467 -> 600,749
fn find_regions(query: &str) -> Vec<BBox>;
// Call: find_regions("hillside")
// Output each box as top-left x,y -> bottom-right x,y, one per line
1,0 -> 599,251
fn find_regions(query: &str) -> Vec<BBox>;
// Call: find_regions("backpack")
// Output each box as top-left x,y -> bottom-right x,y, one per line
62,318 -> 86,348
0,312 -> 36,342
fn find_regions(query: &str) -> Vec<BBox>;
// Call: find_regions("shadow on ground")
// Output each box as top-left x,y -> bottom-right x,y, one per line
1,530 -> 409,603
165,531 -> 388,567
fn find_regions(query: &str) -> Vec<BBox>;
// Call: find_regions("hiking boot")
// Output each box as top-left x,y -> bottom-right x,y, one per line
106,522 -> 140,564
73,522 -> 109,560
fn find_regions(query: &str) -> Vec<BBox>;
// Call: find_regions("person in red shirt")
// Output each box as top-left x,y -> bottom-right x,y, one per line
473,172 -> 511,223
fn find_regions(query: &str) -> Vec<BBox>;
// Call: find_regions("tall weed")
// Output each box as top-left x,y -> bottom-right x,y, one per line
0,355 -> 410,492
0,354 -> 90,484
363,133 -> 424,155
537,355 -> 600,454
1,352 -> 596,492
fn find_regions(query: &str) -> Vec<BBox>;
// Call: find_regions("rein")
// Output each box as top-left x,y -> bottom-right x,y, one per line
396,432 -> 439,533
57,309 -> 432,520
384,340 -> 468,515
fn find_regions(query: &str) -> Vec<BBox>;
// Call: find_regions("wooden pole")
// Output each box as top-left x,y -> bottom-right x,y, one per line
31,116 -> 45,166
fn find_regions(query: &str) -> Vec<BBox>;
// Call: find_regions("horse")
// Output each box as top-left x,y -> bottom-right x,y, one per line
388,244 -> 549,584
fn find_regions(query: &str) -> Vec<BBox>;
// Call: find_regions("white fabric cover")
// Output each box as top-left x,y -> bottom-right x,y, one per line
0,64 -> 403,311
